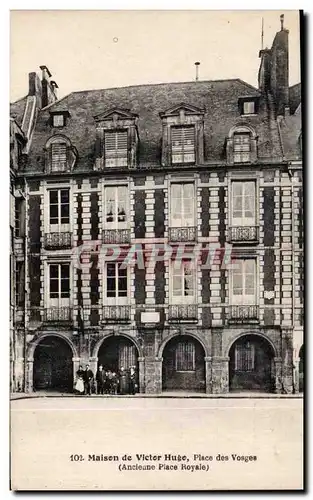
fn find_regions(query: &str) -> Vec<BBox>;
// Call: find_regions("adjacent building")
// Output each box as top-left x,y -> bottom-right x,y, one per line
10,19 -> 303,394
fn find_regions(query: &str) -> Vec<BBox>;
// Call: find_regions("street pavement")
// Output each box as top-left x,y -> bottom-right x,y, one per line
10,397 -> 303,491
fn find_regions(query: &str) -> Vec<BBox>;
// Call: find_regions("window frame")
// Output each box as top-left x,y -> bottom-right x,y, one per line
51,142 -> 68,172
230,258 -> 257,306
234,341 -> 255,372
233,132 -> 251,164
171,125 -> 196,165
170,261 -> 196,305
175,341 -> 196,372
170,182 -> 195,228
104,185 -> 128,229
104,262 -> 130,305
104,129 -> 128,168
231,180 -> 256,227
48,187 -> 70,232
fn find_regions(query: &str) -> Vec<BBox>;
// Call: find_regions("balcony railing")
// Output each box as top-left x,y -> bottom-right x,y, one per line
43,307 -> 73,323
44,232 -> 72,249
168,304 -> 198,322
102,229 -> 131,244
102,305 -> 131,323
228,305 -> 259,324
168,227 -> 197,243
228,226 -> 259,243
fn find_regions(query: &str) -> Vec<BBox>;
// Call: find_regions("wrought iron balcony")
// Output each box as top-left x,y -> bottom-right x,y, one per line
228,226 -> 259,243
168,304 -> 198,322
102,305 -> 131,323
43,307 -> 73,323
102,229 -> 131,244
168,227 -> 197,242
228,305 -> 259,324
44,232 -> 72,249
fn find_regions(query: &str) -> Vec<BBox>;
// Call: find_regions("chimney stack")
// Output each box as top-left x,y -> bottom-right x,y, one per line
258,14 -> 289,116
39,65 -> 58,108
195,62 -> 200,81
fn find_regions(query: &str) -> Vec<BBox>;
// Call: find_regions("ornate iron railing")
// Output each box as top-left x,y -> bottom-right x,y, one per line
43,307 -> 73,323
102,305 -> 131,322
44,232 -> 72,249
228,305 -> 259,323
102,229 -> 131,244
168,227 -> 197,242
168,304 -> 198,321
228,226 -> 259,243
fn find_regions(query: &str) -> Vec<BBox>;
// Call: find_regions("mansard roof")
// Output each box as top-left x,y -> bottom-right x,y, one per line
20,78 -> 289,173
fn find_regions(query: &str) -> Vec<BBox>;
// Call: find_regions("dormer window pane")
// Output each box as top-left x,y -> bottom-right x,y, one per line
243,101 -> 255,114
53,115 -> 64,127
51,143 -> 67,171
171,126 -> 195,164
105,131 -> 128,167
233,133 -> 251,163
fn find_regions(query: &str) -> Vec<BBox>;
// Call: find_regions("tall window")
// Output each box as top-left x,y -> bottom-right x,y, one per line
49,263 -> 70,303
231,259 -> 256,305
235,341 -> 255,371
171,126 -> 195,164
51,143 -> 67,172
15,261 -> 25,307
15,198 -> 25,237
104,186 -> 127,227
119,344 -> 136,370
49,189 -> 70,230
171,183 -> 195,227
52,115 -> 65,127
233,132 -> 251,163
232,181 -> 255,226
171,263 -> 195,304
105,263 -> 128,304
105,131 -> 128,167
176,341 -> 195,371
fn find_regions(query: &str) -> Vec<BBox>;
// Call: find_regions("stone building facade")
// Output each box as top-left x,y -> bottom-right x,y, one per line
10,21 -> 303,394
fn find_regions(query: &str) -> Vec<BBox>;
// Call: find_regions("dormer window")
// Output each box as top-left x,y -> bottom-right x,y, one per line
50,111 -> 70,128
238,97 -> 259,116
45,135 -> 77,173
104,130 -> 128,168
171,126 -> 195,164
94,108 -> 139,170
160,103 -> 204,167
226,125 -> 257,165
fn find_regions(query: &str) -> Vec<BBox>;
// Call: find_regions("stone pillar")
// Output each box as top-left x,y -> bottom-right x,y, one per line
274,357 -> 283,394
293,357 -> 300,394
212,357 -> 229,394
281,328 -> 294,394
144,357 -> 162,394
204,357 -> 213,394
26,357 -> 34,393
89,356 -> 98,377
138,357 -> 145,394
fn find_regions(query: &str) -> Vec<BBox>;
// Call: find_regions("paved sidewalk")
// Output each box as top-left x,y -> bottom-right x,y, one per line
10,390 -> 303,401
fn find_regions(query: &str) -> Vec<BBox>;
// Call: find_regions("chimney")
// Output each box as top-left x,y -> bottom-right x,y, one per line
257,14 -> 289,116
40,65 -> 58,108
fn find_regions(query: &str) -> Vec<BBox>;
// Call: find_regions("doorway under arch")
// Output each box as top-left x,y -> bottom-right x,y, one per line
162,335 -> 205,392
97,336 -> 139,372
33,335 -> 73,392
229,334 -> 275,393
299,345 -> 304,392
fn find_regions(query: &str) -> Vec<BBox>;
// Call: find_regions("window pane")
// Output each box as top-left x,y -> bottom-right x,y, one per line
61,190 -> 69,203
107,263 -> 116,277
50,265 -> 59,279
50,205 -> 59,220
243,101 -> 255,114
61,279 -> 70,295
61,204 -> 69,220
49,190 -> 58,204
173,275 -> 182,296
50,279 -> 58,295
107,278 -> 116,297
118,265 -> 127,278
118,277 -> 128,296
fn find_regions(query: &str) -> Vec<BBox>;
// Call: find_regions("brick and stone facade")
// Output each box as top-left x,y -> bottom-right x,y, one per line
10,21 -> 303,395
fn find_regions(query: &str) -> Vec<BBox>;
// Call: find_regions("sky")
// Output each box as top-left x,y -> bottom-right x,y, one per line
10,10 -> 301,102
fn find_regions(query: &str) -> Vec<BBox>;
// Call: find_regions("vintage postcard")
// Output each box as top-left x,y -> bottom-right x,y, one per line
10,9 -> 303,491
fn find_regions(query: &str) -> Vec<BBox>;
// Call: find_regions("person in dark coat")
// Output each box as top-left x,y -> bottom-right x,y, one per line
111,371 -> 119,395
84,364 -> 94,395
129,366 -> 138,395
96,364 -> 105,395
119,366 -> 129,395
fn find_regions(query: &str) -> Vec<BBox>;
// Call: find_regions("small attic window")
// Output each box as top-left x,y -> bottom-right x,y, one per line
50,111 -> 70,128
53,115 -> 64,127
238,97 -> 259,116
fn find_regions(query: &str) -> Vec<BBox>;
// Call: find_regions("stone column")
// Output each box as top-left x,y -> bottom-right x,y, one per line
155,357 -> 163,394
274,357 -> 283,394
293,357 -> 300,394
144,357 -> 162,394
89,356 -> 98,377
212,357 -> 229,394
26,357 -> 34,393
138,357 -> 145,394
204,356 -> 213,394
281,328 -> 293,394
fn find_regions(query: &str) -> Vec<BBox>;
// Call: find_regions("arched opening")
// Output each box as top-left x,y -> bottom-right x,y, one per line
229,334 -> 275,393
162,335 -> 205,392
299,345 -> 304,393
97,335 -> 139,375
33,336 -> 73,392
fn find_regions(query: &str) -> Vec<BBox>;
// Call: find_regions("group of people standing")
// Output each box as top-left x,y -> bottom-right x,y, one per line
74,364 -> 138,396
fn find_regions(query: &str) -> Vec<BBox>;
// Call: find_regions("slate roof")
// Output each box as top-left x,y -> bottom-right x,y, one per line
17,79 -> 287,172
289,83 -> 301,115
10,96 -> 27,127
